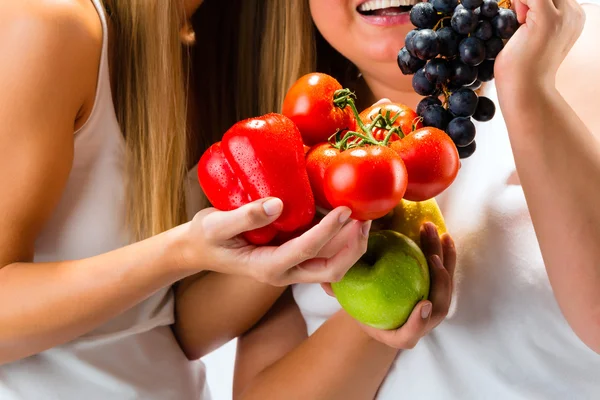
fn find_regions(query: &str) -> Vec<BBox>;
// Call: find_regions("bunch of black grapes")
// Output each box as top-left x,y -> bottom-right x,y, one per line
397,0 -> 518,159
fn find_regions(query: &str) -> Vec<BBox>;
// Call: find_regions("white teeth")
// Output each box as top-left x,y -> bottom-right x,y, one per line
358,0 -> 413,12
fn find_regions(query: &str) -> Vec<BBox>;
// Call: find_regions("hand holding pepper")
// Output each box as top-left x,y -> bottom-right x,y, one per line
178,200 -> 370,286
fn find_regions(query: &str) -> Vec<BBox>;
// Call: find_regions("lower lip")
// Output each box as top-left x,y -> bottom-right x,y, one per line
358,11 -> 412,26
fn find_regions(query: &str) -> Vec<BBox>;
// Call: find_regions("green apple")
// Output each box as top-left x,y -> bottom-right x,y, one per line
331,230 -> 430,330
372,198 -> 447,247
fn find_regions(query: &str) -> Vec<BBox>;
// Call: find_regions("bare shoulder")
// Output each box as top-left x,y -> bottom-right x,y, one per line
556,3 -> 600,133
0,0 -> 103,110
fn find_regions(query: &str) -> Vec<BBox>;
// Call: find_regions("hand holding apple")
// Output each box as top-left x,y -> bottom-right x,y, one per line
322,223 -> 456,349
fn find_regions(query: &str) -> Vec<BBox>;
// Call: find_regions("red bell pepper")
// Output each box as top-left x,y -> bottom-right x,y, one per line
197,113 -> 316,245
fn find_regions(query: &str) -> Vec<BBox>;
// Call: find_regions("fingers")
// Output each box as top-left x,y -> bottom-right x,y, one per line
316,216 -> 369,258
321,282 -> 335,297
426,255 -> 452,328
420,222 -> 443,264
284,220 -> 369,284
360,301 -> 433,349
202,198 -> 283,242
441,233 -> 457,278
270,207 -> 354,270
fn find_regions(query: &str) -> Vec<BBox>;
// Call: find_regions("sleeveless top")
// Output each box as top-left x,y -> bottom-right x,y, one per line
293,4 -> 600,399
0,1 -> 210,398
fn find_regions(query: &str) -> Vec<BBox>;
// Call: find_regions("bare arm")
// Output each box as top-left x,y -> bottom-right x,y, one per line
234,290 -> 398,400
173,273 -> 285,360
497,3 -> 600,352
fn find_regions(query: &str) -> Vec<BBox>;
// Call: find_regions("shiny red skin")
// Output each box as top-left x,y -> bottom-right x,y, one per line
305,143 -> 341,210
390,127 -> 460,202
359,103 -> 423,143
324,146 -> 408,221
198,113 -> 315,245
282,73 -> 356,146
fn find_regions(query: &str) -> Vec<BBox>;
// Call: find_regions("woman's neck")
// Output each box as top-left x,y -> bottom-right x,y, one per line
356,73 -> 423,111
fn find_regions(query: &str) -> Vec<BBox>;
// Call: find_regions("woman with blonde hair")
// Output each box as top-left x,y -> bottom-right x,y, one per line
0,0 -> 370,398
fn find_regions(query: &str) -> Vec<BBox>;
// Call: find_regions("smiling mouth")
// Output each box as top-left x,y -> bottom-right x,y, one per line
357,0 -> 421,15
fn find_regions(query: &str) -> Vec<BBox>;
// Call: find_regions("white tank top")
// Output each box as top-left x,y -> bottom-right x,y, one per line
293,8 -> 600,399
0,1 -> 210,398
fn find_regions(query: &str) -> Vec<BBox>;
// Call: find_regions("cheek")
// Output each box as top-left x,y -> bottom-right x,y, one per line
309,0 -> 355,49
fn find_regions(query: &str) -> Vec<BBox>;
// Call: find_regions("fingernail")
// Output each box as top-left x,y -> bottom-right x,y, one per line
361,220 -> 372,237
262,198 -> 283,216
425,223 -> 438,239
338,208 -> 352,224
421,303 -> 432,319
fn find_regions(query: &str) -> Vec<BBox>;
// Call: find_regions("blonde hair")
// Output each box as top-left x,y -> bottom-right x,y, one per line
103,0 -> 188,240
188,0 -> 315,155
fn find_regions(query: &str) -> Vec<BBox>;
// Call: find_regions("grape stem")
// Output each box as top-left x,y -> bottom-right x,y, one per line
498,0 -> 512,8
433,16 -> 451,31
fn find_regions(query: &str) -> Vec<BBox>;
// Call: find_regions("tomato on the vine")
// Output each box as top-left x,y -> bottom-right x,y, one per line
359,103 -> 422,143
324,145 -> 408,221
282,73 -> 356,146
390,127 -> 459,202
305,143 -> 340,210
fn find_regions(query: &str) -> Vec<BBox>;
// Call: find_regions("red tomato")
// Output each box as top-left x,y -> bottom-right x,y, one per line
306,143 -> 340,210
359,103 -> 422,143
282,73 -> 356,146
390,127 -> 459,202
324,146 -> 408,221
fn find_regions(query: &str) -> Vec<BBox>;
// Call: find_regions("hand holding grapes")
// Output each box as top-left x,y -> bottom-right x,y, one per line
495,0 -> 586,89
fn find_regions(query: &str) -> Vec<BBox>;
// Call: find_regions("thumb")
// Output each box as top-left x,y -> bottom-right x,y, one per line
202,197 -> 283,242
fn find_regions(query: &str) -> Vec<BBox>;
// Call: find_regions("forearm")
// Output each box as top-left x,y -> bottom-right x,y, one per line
0,224 -> 192,364
173,273 -> 285,359
500,84 -> 600,351
238,311 -> 398,400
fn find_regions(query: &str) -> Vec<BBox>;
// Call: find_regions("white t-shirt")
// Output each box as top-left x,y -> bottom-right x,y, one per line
0,1 -> 210,398
293,22 -> 600,400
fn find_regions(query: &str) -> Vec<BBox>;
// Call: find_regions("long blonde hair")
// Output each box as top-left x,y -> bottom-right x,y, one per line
103,0 -> 188,241
188,0 -> 315,156
103,0 -> 317,240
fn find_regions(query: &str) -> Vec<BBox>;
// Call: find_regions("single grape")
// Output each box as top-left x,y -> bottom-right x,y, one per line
462,0 -> 483,10
477,60 -> 495,82
413,29 -> 440,60
480,0 -> 499,18
467,79 -> 483,90
410,2 -> 440,29
492,8 -> 518,39
413,68 -> 438,96
451,9 -> 479,35
425,58 -> 451,85
459,37 -> 486,66
437,27 -> 461,58
449,59 -> 478,86
405,29 -> 419,57
432,0 -> 460,13
417,96 -> 442,116
447,117 -> 476,147
448,88 -> 479,117
458,140 -> 477,158
398,47 -> 427,75
485,37 -> 504,59
472,96 -> 496,121
474,7 -> 481,17
474,20 -> 493,41
421,104 -> 451,130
